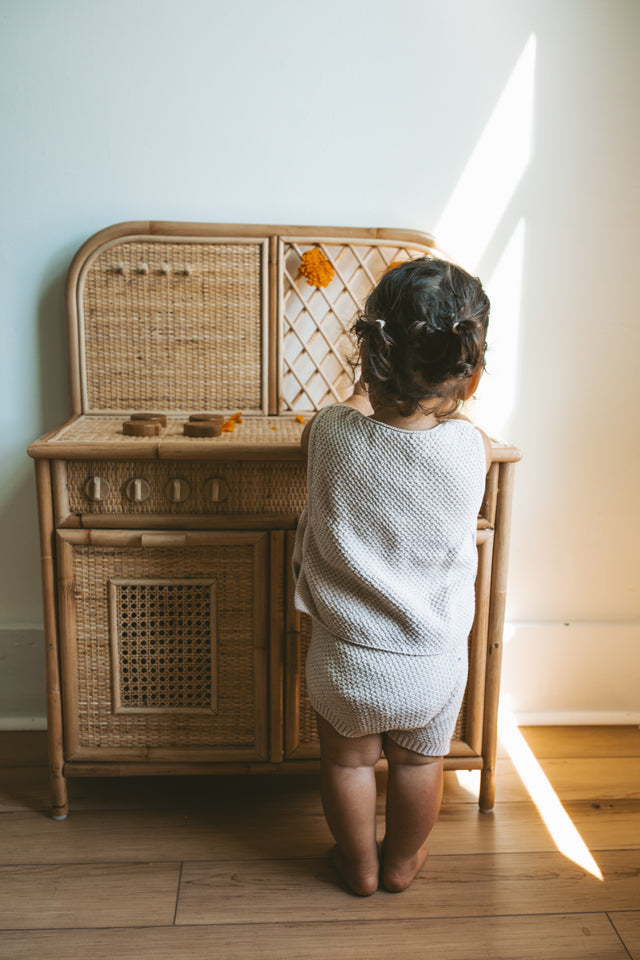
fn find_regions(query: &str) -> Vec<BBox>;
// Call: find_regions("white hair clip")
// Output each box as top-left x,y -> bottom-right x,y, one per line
374,317 -> 386,330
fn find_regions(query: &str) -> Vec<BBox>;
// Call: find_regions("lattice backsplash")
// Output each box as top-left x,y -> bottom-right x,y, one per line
280,239 -> 434,412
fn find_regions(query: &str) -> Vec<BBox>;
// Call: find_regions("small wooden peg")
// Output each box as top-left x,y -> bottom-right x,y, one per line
130,413 -> 168,427
122,419 -> 161,437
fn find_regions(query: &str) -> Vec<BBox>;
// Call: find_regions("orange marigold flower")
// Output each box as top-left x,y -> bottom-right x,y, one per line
299,248 -> 335,288
294,415 -> 306,424
384,260 -> 405,275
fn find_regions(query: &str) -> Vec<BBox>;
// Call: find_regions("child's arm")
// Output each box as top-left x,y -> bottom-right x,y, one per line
300,380 -> 372,456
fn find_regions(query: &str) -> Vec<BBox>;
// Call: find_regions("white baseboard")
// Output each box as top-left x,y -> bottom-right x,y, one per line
0,716 -> 47,731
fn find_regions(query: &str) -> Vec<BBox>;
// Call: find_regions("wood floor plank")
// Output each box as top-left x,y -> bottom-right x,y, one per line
519,726 -> 640,759
0,732 -> 48,766
0,914 -> 630,960
2,800 -> 637,864
453,758 -> 640,804
14,752 -> 634,818
175,850 -> 640,925
610,911 -> 640,959
0,862 -> 180,930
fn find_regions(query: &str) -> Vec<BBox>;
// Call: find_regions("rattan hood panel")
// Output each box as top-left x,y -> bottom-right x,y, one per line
76,234 -> 268,415
67,221 -> 440,417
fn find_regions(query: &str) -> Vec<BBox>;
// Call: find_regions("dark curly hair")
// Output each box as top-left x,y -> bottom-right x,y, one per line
351,257 -> 490,418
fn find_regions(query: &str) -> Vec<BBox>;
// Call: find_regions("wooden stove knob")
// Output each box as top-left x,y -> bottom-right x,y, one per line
130,413 -> 168,427
183,421 -> 222,438
122,420 -> 161,437
84,476 -> 111,502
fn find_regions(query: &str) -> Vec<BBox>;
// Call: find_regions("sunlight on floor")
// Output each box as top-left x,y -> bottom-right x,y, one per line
500,703 -> 603,880
455,705 -> 603,880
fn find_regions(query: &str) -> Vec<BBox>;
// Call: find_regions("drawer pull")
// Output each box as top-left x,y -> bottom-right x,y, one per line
140,533 -> 187,548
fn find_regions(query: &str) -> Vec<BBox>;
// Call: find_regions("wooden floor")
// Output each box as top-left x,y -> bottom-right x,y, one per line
0,727 -> 639,959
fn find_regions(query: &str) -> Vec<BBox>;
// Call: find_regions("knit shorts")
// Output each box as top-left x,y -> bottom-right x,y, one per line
305,622 -> 468,757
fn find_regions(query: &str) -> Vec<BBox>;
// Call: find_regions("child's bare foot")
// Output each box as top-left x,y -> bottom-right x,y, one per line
381,843 -> 429,892
330,845 -> 379,897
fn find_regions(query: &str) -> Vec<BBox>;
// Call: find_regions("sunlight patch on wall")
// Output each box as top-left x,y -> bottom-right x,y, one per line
434,34 -> 536,272
476,218 -> 525,436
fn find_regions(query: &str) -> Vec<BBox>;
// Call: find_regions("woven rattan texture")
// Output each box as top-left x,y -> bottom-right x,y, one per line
52,416 -> 305,444
65,460 -> 307,515
295,611 -> 470,749
72,543 -> 259,748
81,241 -> 264,412
110,579 -> 215,711
282,241 -> 434,412
296,613 -> 319,746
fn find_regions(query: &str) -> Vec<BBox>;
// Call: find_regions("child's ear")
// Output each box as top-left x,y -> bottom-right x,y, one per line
462,366 -> 483,401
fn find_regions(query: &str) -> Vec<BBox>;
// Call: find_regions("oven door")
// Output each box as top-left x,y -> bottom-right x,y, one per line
56,529 -> 269,763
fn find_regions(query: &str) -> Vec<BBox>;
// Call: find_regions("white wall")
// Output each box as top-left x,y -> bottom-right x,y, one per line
1,0 -> 638,726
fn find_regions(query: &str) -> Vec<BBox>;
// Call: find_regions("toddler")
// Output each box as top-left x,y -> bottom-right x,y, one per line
292,256 -> 492,895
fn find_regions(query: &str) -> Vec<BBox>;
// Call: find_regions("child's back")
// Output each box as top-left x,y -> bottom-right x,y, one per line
293,256 -> 492,896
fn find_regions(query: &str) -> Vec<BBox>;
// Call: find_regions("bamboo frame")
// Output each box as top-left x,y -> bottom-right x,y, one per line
462,529 -> 494,756
479,461 -> 518,813
269,531 -> 285,763
35,460 -> 68,820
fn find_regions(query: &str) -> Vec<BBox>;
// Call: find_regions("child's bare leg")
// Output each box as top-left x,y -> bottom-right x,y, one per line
316,714 -> 382,896
382,736 -> 443,892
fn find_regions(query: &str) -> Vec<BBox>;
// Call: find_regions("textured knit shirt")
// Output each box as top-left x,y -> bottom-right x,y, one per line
293,404 -> 487,658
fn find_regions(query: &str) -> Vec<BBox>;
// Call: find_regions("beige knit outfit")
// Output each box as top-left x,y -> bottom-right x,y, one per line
293,404 -> 486,756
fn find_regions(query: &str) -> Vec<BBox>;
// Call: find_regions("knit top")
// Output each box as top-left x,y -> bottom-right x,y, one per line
292,404 -> 487,658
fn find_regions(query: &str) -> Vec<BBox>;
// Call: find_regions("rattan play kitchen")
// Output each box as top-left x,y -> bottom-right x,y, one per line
28,220 -> 520,819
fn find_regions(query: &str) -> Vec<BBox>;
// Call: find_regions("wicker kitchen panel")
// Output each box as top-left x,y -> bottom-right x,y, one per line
64,460 -> 307,516
61,539 -> 267,753
49,416 -> 306,444
79,239 -> 267,413
280,239 -> 437,411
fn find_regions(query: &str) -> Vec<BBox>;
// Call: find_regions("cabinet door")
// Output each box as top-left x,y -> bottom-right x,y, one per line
57,530 -> 269,762
284,529 -> 493,760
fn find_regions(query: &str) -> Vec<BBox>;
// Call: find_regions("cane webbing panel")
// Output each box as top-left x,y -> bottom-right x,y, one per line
65,459 -> 307,516
281,240 -> 434,412
109,579 -> 216,712
80,239 -> 266,413
70,543 -> 262,748
295,613 -> 471,752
